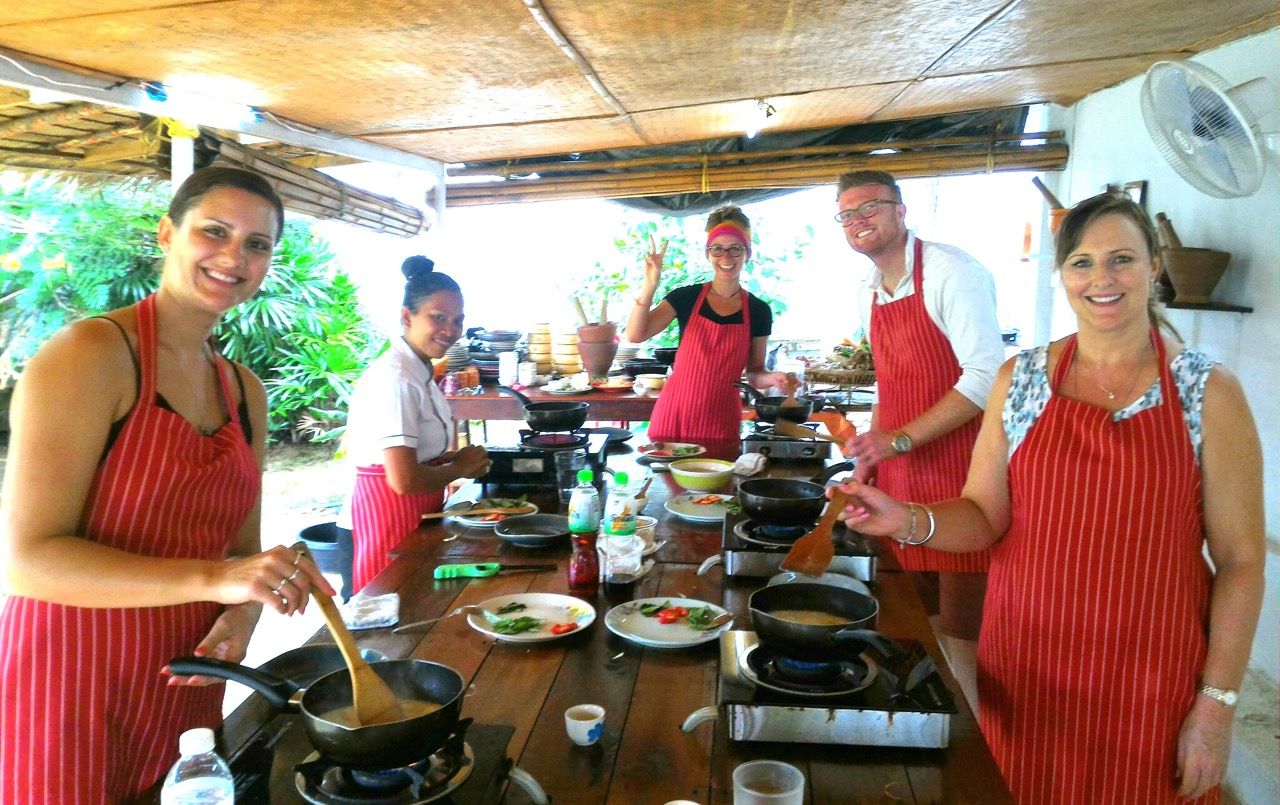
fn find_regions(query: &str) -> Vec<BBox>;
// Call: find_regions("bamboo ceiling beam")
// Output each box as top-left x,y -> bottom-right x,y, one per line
56,122 -> 141,152
0,103 -> 94,138
446,144 -> 1067,206
450,131 -> 1064,177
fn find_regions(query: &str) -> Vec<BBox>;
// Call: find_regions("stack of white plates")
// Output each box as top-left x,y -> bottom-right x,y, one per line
615,343 -> 641,362
445,343 -> 471,372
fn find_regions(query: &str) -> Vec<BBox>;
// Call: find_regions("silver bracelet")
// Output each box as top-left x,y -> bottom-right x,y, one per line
896,503 -> 919,544
901,503 -> 937,546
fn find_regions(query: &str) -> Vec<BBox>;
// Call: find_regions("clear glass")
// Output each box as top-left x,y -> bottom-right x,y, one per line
732,760 -> 804,805
600,534 -> 644,601
554,449 -> 588,511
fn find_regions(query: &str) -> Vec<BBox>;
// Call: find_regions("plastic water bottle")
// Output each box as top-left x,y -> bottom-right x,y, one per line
160,728 -> 234,805
601,470 -> 637,541
566,468 -> 601,535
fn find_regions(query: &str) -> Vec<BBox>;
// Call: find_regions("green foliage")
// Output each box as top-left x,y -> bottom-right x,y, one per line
0,173 -> 377,443
570,209 -> 808,348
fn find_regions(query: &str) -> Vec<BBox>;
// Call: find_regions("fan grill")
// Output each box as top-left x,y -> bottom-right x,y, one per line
1141,61 -> 1263,199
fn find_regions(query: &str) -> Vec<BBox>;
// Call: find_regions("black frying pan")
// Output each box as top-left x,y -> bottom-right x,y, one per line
736,382 -> 816,423
749,583 -> 900,661
168,656 -> 464,769
497,385 -> 589,432
737,479 -> 827,527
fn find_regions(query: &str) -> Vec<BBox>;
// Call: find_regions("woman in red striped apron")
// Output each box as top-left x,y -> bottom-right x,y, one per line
0,167 -> 333,803
626,206 -> 795,458
838,194 -> 1264,803
341,256 -> 491,592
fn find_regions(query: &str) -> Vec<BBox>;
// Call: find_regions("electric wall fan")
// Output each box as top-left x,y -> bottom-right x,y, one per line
1140,60 -> 1279,198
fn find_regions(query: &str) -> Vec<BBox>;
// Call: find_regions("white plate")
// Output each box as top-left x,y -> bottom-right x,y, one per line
605,597 -> 732,648
637,442 -> 706,462
767,572 -> 871,596
641,539 -> 667,557
543,385 -> 592,395
446,500 -> 539,528
467,593 -> 596,643
664,493 -> 735,523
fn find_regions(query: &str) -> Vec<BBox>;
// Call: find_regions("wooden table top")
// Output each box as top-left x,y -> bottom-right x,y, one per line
220,448 -> 1010,803
446,386 -> 662,422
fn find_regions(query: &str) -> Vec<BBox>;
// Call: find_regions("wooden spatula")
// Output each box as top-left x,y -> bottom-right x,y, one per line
772,418 -> 843,444
312,591 -> 405,726
779,489 -> 846,576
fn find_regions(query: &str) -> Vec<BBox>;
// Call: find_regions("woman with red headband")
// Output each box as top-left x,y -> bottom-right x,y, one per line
627,205 -> 795,455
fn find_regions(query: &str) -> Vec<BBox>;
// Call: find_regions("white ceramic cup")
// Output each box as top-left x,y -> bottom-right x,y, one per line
498,351 -> 519,385
732,760 -> 804,805
564,704 -> 605,746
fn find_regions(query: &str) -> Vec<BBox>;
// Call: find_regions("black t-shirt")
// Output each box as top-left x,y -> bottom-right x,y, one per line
664,284 -> 772,339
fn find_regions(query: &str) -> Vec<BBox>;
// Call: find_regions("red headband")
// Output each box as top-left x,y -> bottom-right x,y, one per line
706,221 -> 751,256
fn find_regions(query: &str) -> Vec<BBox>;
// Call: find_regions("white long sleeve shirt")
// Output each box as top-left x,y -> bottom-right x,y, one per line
855,232 -> 1004,408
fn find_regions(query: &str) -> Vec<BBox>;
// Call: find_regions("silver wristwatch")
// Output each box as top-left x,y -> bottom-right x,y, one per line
890,431 -> 913,455
1197,683 -> 1238,708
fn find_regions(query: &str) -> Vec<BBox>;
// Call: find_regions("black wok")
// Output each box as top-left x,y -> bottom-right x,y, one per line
497,385 -> 589,432
168,656 -> 464,769
736,382 -> 816,423
749,582 -> 899,662
738,479 -> 827,527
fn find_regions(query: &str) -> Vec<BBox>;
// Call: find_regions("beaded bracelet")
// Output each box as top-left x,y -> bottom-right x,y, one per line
896,503 -> 920,545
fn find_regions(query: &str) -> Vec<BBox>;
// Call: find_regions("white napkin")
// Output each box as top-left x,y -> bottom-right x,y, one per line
340,592 -> 400,630
733,453 -> 767,476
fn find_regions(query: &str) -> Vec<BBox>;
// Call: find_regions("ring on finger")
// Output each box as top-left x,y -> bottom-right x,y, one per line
270,582 -> 285,596
292,549 -> 303,567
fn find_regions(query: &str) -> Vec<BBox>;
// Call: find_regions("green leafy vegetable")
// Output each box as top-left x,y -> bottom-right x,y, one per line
685,607 -> 719,631
496,602 -> 528,615
638,601 -> 671,617
474,495 -> 529,510
722,498 -> 742,515
490,616 -> 543,635
672,446 -> 701,456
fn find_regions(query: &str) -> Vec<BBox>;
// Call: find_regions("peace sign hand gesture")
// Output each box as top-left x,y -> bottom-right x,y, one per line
643,236 -> 668,294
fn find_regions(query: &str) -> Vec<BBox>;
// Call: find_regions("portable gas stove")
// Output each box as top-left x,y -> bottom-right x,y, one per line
680,631 -> 954,748
480,431 -> 610,494
700,511 -> 876,579
740,421 -> 831,461
228,717 -> 546,804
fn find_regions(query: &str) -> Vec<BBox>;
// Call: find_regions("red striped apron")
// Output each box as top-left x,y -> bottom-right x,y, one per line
648,283 -> 751,456
350,467 -> 444,592
870,238 -> 992,572
0,294 -> 260,804
978,333 -> 1214,803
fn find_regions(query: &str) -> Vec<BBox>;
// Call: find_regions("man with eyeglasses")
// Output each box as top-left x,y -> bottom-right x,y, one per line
834,169 -> 1004,710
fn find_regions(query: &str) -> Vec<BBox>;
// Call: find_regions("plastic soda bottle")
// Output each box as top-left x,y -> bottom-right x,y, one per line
601,470 -> 637,541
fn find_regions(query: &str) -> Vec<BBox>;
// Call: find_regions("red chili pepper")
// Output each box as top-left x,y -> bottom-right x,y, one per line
550,622 -> 579,635
656,607 -> 689,624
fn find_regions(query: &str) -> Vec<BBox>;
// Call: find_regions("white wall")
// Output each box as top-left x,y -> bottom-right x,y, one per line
1044,29 -> 1279,682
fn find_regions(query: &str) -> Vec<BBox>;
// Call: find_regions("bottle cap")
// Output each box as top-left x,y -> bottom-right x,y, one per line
577,468 -> 594,483
614,471 -> 629,486
178,727 -> 216,756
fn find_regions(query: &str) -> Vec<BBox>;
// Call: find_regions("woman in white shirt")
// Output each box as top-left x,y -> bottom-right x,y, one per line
342,256 -> 491,591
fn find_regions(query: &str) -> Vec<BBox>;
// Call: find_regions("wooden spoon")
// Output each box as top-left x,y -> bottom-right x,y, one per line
772,418 -> 843,444
422,505 -> 536,521
311,590 -> 406,726
779,489 -> 846,576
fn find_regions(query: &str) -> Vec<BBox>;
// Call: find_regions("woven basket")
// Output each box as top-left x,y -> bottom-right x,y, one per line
803,368 -> 877,387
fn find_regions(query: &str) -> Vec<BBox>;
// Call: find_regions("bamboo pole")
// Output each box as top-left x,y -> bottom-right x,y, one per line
450,131 -> 1065,177
447,146 -> 1068,206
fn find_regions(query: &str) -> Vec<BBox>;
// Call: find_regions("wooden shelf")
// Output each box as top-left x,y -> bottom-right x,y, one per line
1165,301 -> 1252,313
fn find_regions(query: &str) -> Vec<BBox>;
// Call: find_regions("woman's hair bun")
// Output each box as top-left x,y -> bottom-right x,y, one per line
401,255 -> 435,280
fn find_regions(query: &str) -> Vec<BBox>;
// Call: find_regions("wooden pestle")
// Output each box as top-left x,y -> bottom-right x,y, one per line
1154,213 -> 1183,249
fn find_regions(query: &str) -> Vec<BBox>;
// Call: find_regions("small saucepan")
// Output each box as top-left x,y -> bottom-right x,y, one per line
749,582 -> 898,662
168,656 -> 464,769
736,382 -> 816,424
497,385 -> 589,432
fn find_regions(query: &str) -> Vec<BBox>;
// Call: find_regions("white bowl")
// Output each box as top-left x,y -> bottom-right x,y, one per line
635,515 -> 658,548
635,373 -> 666,390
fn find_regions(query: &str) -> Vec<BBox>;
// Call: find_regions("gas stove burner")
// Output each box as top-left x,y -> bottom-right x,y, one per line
733,519 -> 810,547
296,721 -> 475,804
741,644 -> 878,698
519,429 -> 588,450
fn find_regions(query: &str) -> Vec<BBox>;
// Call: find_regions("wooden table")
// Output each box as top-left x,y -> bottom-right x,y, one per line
219,448 -> 1010,803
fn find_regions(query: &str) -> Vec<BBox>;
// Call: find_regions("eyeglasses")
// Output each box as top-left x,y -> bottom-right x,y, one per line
707,244 -> 747,258
834,199 -> 900,224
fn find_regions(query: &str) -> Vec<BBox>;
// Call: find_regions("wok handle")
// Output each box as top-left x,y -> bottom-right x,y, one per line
832,629 -> 906,659
167,656 -> 299,709
812,460 -> 856,485
496,384 -> 534,408
734,381 -> 761,404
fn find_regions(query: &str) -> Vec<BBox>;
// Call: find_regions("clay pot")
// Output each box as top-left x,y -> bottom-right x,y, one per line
1161,247 -> 1230,304
577,322 -> 617,343
577,340 -> 618,378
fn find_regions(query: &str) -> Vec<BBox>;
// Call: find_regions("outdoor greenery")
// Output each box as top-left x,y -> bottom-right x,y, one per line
0,173 -> 376,442
572,210 -> 812,348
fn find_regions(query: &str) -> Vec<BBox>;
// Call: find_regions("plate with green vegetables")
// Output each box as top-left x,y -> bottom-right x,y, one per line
466,593 -> 596,643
